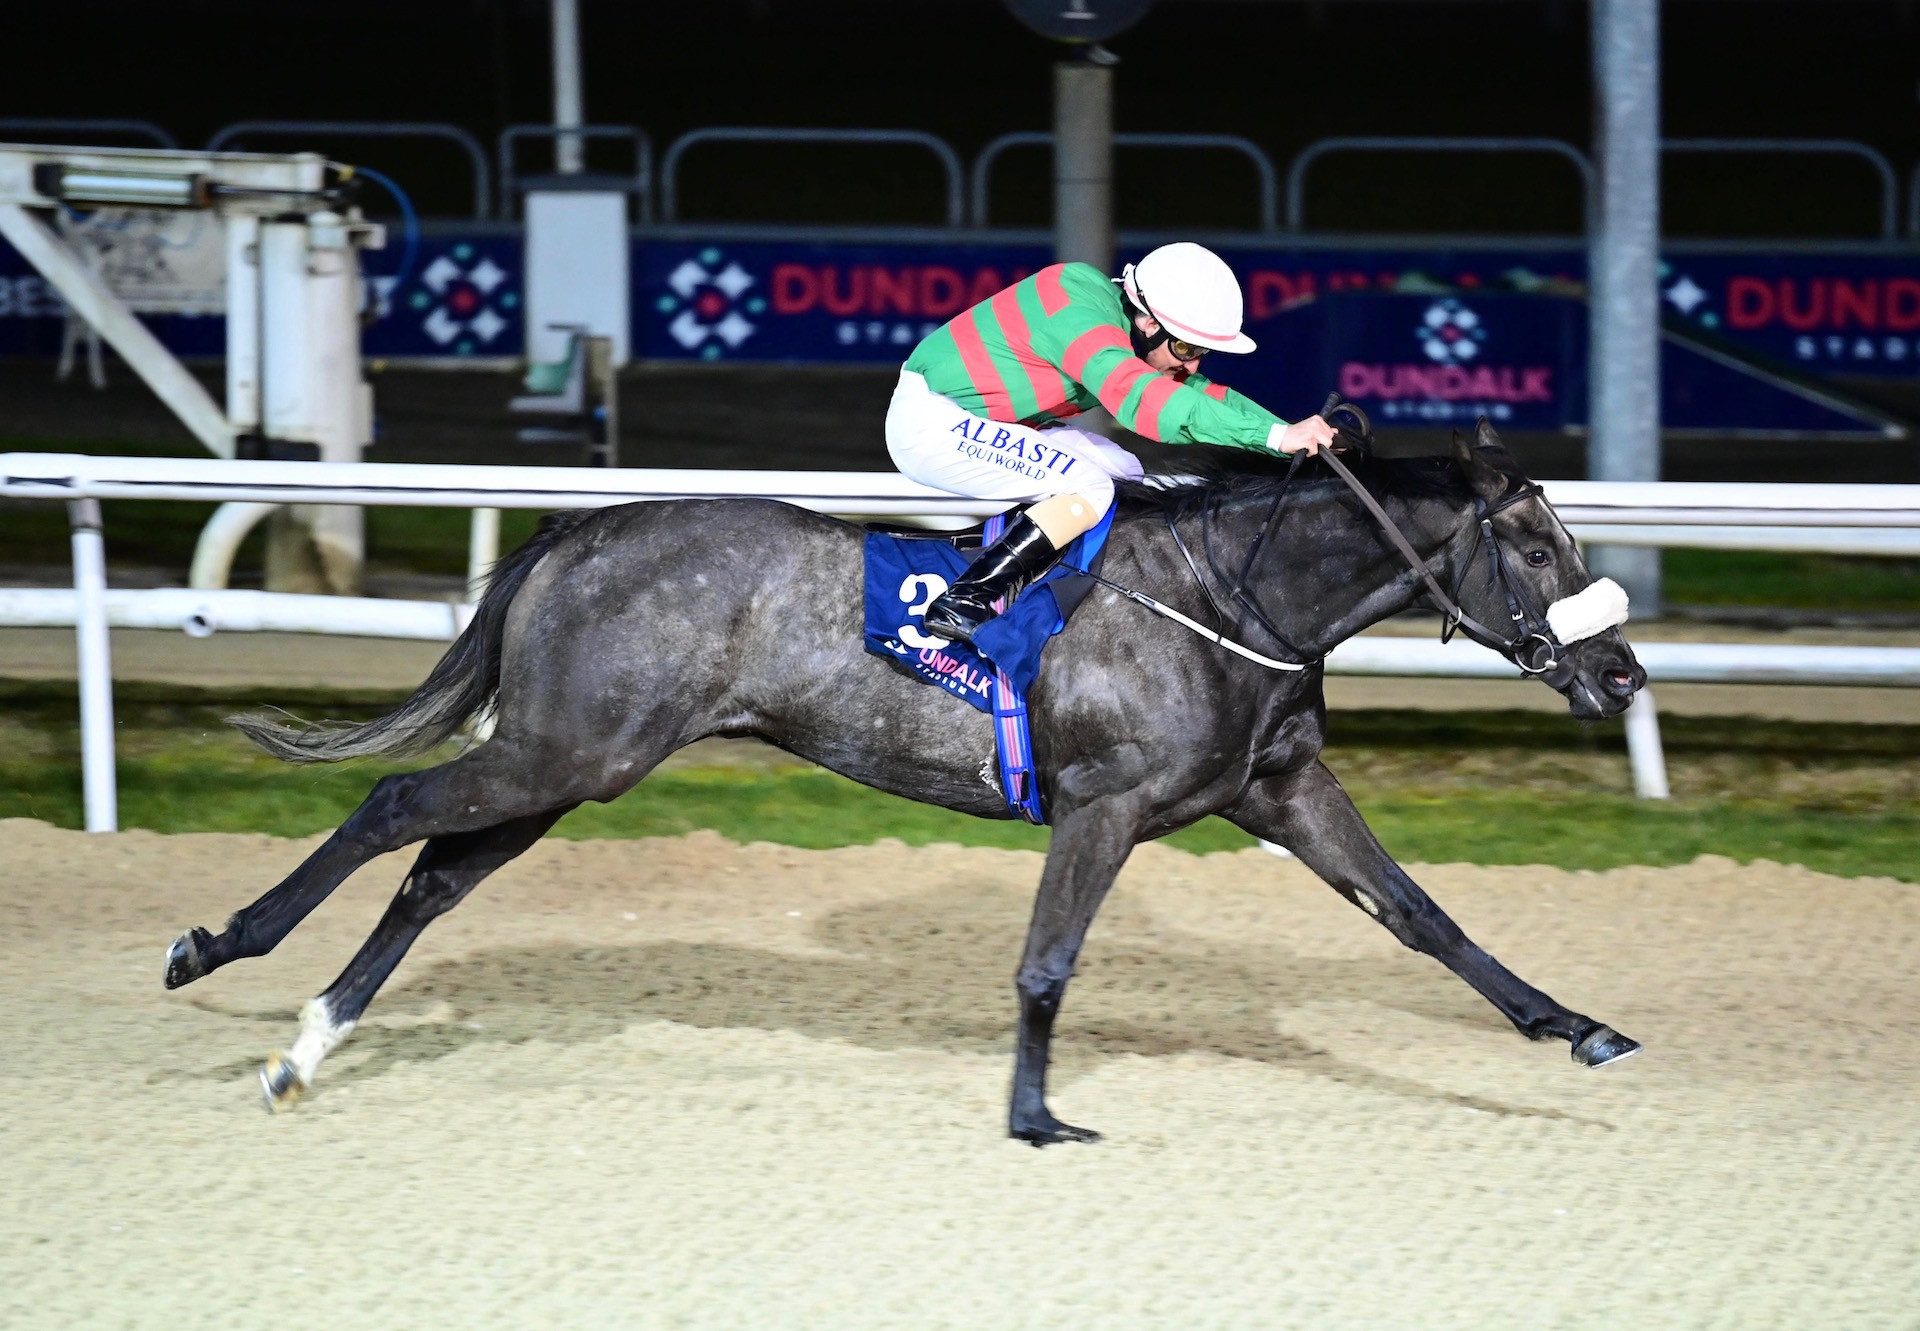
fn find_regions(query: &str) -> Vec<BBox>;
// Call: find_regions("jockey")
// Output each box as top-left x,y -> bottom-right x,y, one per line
886,241 -> 1337,646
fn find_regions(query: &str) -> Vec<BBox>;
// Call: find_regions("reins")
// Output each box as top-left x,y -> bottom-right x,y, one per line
1087,397 -> 1575,677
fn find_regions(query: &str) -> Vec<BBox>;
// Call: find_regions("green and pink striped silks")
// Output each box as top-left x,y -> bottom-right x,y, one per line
902,261 -> 1287,451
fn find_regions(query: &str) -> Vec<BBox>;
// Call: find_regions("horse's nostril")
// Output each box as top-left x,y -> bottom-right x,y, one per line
1604,669 -> 1636,695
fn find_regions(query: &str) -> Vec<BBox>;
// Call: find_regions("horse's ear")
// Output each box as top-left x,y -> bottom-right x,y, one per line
1452,426 -> 1507,500
1474,416 -> 1515,460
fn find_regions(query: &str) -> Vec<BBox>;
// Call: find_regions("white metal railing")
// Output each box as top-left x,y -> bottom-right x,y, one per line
10,453 -> 1920,524
4,453 -> 1917,832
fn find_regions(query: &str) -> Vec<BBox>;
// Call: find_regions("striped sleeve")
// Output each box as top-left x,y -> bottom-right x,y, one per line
1161,371 -> 1292,448
1025,264 -> 1291,451
1123,377 -> 1277,448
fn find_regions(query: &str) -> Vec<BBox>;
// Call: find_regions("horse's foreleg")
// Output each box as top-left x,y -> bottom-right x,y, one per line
1009,796 -> 1142,1146
165,740 -> 598,990
1226,762 -> 1638,1065
258,807 -> 574,1112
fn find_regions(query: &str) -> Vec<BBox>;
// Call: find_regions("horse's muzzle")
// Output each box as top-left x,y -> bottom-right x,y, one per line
1548,635 -> 1645,720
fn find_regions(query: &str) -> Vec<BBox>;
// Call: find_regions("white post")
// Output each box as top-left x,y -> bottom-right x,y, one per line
467,507 -> 502,597
551,0 -> 585,174
303,213 -> 370,592
226,214 -> 262,441
1624,688 -> 1670,800
67,499 -> 118,833
524,191 -> 630,365
257,214 -> 375,593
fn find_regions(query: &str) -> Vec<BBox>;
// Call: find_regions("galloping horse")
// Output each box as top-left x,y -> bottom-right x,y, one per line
165,415 -> 1645,1143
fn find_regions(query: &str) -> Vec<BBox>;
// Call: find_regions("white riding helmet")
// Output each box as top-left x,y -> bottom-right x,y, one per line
1118,242 -> 1256,354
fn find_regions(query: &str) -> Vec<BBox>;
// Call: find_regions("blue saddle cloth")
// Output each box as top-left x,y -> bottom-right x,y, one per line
862,507 -> 1115,822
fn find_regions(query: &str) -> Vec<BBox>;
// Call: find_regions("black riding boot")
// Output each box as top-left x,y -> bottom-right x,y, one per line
923,513 -> 1062,646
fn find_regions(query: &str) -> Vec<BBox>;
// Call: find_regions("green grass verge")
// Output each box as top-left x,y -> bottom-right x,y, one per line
1664,547 -> 1920,613
3,681 -> 1915,881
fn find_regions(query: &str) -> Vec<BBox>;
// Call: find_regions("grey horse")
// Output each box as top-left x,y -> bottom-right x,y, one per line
165,418 -> 1645,1142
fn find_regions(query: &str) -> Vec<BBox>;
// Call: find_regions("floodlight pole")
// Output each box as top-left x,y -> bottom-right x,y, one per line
1054,49 -> 1114,271
551,0 -> 585,174
1588,0 -> 1663,615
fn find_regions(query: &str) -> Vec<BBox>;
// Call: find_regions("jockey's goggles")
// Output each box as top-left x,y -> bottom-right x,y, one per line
1132,323 -> 1210,364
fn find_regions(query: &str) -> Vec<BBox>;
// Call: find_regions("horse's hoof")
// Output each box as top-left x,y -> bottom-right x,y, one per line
1010,1116 -> 1103,1148
259,1052 -> 308,1113
163,928 -> 212,990
1571,1024 -> 1641,1068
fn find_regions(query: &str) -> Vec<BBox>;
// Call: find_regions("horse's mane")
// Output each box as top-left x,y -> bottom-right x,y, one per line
1113,445 -> 1474,524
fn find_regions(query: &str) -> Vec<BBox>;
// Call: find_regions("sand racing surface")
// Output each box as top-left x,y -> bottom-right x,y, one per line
3,820 -> 1917,1329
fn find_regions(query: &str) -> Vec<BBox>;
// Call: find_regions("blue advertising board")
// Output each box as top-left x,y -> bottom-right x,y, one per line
0,232 -> 525,362
1258,291 -> 1889,436
626,237 -> 1901,434
1255,291 -> 1580,432
1651,251 -> 1920,381
622,237 -> 1920,392
0,224 -> 1911,435
633,239 -> 1049,363
368,237 -> 526,359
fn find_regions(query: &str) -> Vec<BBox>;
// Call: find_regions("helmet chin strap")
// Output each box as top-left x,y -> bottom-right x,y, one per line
1129,318 -> 1170,360
1119,267 -> 1171,360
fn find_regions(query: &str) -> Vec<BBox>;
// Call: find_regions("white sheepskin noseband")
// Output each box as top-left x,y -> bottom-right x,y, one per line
1545,578 -> 1630,644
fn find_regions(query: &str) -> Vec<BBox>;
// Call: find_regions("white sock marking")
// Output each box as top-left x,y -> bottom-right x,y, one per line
286,997 -> 356,1086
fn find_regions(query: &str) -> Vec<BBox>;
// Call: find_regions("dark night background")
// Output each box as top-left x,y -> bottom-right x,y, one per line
4,0 -> 1917,482
7,0 -> 1919,238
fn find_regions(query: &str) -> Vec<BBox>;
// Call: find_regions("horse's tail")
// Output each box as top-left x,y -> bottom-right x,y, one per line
229,510 -> 591,765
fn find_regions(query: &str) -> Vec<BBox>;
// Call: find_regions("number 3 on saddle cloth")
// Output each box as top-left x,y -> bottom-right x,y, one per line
862,506 -> 1117,825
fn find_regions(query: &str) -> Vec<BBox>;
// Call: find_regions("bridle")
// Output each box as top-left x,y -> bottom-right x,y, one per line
1311,406 -> 1571,675
1091,398 -> 1581,677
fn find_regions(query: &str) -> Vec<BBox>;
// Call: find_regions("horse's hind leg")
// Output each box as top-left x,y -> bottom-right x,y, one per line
165,738 -> 601,989
1226,763 -> 1639,1066
259,807 -> 574,1112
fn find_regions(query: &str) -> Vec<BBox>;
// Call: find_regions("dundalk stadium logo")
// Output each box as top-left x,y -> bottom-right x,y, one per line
396,244 -> 517,354
1338,296 -> 1553,421
656,248 -> 766,359
1418,298 -> 1488,363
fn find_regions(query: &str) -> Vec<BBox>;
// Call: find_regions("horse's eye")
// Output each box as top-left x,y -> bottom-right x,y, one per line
1526,550 -> 1551,568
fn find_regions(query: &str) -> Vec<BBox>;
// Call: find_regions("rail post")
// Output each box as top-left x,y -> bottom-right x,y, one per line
1624,690 -> 1670,800
67,498 -> 117,832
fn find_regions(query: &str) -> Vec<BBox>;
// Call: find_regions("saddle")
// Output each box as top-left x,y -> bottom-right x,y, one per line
860,505 -> 1116,823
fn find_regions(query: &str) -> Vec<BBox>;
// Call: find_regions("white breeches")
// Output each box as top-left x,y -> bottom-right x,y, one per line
883,370 -> 1144,518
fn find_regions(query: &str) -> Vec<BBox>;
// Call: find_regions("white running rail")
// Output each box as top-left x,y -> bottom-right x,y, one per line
4,452 -> 1917,832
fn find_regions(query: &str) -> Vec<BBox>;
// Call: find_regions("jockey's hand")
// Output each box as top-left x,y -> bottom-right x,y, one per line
1274,415 -> 1338,455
